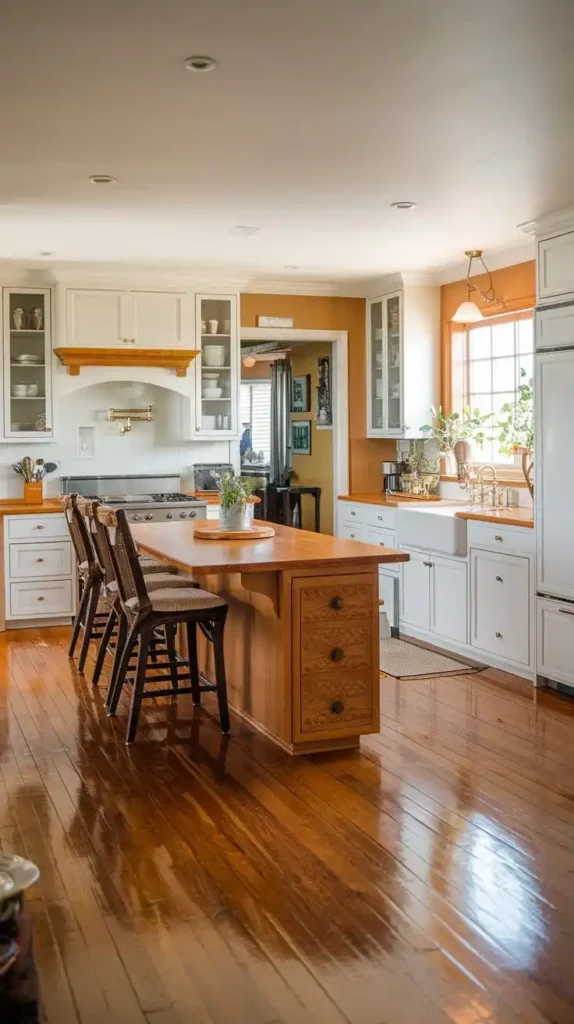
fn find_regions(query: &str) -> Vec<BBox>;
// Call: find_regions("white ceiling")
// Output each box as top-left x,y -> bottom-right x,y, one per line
1,0 -> 572,288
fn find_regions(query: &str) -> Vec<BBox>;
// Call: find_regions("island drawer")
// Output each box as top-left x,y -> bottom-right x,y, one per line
300,623 -> 373,674
298,574 -> 375,624
299,671 -> 375,734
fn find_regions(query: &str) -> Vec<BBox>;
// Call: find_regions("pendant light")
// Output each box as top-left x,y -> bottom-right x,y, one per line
451,250 -> 500,323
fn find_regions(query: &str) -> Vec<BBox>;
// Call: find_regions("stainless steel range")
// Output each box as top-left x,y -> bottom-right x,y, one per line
60,474 -> 207,523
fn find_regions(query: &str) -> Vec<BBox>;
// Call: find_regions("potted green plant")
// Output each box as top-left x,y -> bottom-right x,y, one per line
218,475 -> 256,531
494,369 -> 534,494
420,405 -> 492,474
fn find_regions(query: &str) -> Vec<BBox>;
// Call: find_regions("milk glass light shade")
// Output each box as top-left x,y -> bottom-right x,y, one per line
451,299 -> 484,324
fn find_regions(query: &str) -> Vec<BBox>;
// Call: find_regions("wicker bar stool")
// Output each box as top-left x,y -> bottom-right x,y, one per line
61,493 -> 107,673
96,506 -> 230,743
82,495 -> 199,696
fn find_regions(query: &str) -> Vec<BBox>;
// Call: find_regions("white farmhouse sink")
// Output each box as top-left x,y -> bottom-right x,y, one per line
395,505 -> 468,557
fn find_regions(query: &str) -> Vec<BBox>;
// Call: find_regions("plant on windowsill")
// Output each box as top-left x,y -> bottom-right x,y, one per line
218,475 -> 258,531
420,406 -> 493,475
494,369 -> 534,495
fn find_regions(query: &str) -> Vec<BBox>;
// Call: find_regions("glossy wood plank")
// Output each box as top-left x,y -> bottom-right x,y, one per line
1,626 -> 574,1022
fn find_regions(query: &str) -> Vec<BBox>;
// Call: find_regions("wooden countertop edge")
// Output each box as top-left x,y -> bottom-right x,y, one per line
135,541 -> 409,575
0,499 -> 62,516
454,510 -> 534,528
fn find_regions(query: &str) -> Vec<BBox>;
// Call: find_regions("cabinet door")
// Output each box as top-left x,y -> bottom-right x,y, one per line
537,597 -> 574,686
536,350 -> 574,601
66,289 -> 130,347
471,550 -> 530,665
367,293 -> 403,438
400,548 -> 430,631
192,294 -> 239,439
129,291 -> 191,348
538,232 -> 574,303
3,287 -> 54,442
384,292 -> 403,436
535,305 -> 574,350
430,555 -> 467,644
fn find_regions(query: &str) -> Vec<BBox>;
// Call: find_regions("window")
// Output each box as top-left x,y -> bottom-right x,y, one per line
240,380 -> 271,463
450,311 -> 533,466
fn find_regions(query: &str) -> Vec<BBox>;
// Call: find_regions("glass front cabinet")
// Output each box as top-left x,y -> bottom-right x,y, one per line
367,291 -> 403,438
192,294 -> 239,439
2,287 -> 54,442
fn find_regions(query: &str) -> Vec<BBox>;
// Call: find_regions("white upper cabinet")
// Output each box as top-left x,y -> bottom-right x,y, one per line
66,289 -> 130,346
537,231 -> 574,304
191,294 -> 240,440
2,287 -> 54,442
129,291 -> 191,348
63,287 -> 192,348
367,275 -> 439,438
535,304 -> 574,350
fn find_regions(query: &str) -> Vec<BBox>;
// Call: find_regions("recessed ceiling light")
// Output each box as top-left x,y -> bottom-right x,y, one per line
184,55 -> 216,72
89,174 -> 115,185
284,265 -> 300,270
390,201 -> 417,210
40,251 -> 53,257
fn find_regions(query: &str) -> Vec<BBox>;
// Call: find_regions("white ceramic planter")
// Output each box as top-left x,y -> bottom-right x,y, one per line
220,503 -> 251,531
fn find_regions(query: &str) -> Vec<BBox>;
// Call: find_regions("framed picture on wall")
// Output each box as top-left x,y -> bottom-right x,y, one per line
291,374 -> 311,413
291,419 -> 312,455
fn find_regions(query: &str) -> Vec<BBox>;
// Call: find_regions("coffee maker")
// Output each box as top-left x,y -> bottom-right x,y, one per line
382,461 -> 401,494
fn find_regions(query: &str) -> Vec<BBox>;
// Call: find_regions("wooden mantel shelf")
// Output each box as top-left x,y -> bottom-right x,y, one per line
53,347 -> 200,377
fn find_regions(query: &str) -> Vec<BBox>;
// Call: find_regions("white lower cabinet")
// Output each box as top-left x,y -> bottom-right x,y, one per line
537,597 -> 574,688
430,555 -> 468,645
470,550 -> 530,666
400,547 -> 467,644
4,514 -> 75,623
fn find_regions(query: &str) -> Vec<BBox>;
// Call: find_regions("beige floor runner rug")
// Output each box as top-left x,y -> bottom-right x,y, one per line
381,637 -> 484,679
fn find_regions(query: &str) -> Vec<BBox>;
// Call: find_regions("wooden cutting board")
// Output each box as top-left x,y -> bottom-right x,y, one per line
194,521 -> 275,540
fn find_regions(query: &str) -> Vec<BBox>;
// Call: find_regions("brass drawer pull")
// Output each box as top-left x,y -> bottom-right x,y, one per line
330,700 -> 344,715
331,647 -> 344,662
330,596 -> 344,610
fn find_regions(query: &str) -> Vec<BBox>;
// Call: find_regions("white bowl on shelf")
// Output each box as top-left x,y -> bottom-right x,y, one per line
202,387 -> 223,399
15,353 -> 42,365
203,345 -> 226,367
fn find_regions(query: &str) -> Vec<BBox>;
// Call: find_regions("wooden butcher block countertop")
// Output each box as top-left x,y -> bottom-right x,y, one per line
131,520 -> 409,576
0,498 -> 62,515
339,493 -> 534,528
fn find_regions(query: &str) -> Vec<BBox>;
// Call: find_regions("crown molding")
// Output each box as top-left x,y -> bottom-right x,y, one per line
519,206 -> 574,237
242,277 -> 343,296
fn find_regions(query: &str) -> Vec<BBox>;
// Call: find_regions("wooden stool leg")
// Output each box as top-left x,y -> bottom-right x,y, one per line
78,580 -> 100,674
165,623 -> 179,689
69,581 -> 90,658
212,615 -> 230,734
105,610 -> 126,708
92,606 -> 116,686
107,624 -> 138,716
126,628 -> 151,744
186,621 -> 200,705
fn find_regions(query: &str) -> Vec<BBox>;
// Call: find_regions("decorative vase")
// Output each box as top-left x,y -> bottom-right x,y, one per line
24,481 -> 43,505
220,502 -> 250,531
439,451 -> 456,477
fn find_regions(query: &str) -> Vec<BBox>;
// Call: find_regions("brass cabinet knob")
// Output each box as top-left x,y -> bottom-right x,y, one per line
330,596 -> 344,610
331,647 -> 344,662
495,631 -> 502,638
330,700 -> 344,715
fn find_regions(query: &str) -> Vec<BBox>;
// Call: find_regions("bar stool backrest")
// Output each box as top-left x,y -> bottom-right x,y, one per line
81,498 -> 117,589
60,492 -> 95,571
96,506 -> 152,619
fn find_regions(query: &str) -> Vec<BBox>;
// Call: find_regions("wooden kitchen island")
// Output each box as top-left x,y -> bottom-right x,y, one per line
131,521 -> 408,754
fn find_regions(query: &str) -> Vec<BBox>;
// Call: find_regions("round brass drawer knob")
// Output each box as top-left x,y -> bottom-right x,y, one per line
330,700 -> 344,715
331,647 -> 344,662
330,596 -> 344,610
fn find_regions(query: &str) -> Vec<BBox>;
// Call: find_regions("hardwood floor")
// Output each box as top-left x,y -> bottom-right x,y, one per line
1,626 -> 574,1023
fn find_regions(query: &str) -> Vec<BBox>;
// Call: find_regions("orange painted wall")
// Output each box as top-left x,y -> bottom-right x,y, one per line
240,294 -> 395,493
440,261 -> 536,410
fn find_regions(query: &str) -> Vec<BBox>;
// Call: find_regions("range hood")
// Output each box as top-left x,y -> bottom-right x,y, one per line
53,347 -> 200,377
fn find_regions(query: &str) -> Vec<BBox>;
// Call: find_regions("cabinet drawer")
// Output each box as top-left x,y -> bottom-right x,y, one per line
9,541 -> 72,580
301,623 -> 372,674
299,574 -> 375,624
6,514 -> 68,541
536,305 -> 574,350
340,523 -> 370,543
537,597 -> 574,686
340,502 -> 395,530
9,579 -> 74,619
300,671 -> 375,734
467,520 -> 534,556
364,526 -> 399,573
470,550 -> 530,666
